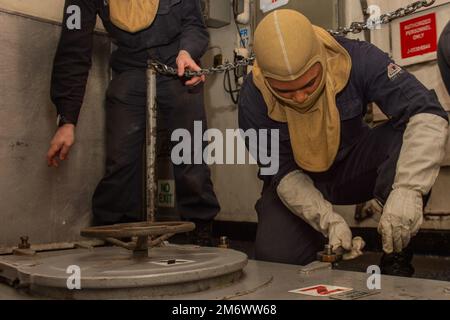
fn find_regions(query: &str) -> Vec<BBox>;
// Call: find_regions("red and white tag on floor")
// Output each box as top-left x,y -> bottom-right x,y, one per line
289,285 -> 353,297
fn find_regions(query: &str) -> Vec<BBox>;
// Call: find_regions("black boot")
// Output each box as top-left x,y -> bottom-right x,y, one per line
188,219 -> 214,247
380,247 -> 415,277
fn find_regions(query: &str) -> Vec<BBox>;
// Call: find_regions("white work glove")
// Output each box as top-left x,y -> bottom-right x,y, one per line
343,237 -> 366,260
328,216 -> 353,252
378,113 -> 449,254
378,189 -> 423,254
277,170 -> 353,253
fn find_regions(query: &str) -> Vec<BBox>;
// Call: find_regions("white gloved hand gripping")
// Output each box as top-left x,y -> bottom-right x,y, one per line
277,170 -> 353,253
379,113 -> 449,254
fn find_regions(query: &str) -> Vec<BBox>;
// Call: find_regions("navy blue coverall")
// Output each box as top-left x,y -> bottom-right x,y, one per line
239,37 -> 448,266
51,0 -> 220,225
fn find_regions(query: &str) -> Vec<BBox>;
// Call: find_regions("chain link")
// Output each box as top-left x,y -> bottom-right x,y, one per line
150,0 -> 436,77
149,56 -> 256,78
328,0 -> 436,36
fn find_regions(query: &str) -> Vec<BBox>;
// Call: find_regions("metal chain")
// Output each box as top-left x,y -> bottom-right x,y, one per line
328,0 -> 436,36
149,56 -> 256,78
150,0 -> 436,77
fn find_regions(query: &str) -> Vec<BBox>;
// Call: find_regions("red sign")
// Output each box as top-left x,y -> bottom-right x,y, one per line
400,13 -> 437,59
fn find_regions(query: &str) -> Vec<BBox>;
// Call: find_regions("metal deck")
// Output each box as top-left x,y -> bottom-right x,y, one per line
0,245 -> 449,300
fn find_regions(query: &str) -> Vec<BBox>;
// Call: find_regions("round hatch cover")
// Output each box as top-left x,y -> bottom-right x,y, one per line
15,245 -> 248,299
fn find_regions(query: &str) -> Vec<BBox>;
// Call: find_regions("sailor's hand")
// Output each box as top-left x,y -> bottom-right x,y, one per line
176,50 -> 205,86
378,188 -> 423,254
47,124 -> 75,168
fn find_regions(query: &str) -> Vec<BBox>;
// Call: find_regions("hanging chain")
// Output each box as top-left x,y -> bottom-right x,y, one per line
150,0 -> 436,77
150,56 -> 256,78
328,0 -> 436,36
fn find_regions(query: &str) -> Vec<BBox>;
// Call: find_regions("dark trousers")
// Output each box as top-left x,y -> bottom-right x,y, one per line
92,69 -> 220,225
255,122 -> 405,266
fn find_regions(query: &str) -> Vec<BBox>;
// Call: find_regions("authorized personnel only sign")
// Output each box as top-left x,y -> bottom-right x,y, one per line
400,13 -> 437,59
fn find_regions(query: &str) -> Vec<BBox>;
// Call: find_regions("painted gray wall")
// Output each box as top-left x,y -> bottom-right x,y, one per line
0,11 -> 110,246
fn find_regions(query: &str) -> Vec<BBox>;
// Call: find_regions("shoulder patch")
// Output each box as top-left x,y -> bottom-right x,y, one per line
387,63 -> 404,81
